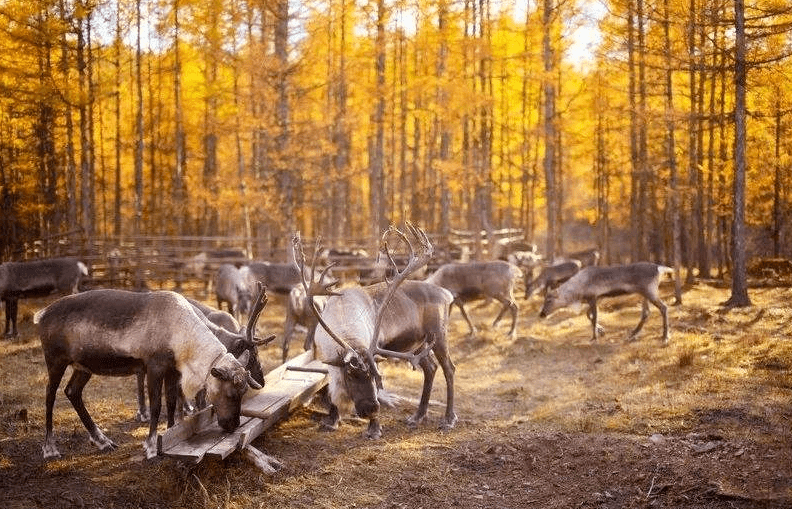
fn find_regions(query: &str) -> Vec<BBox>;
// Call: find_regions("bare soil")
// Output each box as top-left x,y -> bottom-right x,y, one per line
1,282 -> 791,508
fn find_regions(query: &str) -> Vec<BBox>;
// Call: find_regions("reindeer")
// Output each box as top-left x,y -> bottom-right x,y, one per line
187,297 -> 242,333
128,287 -> 274,423
215,263 -> 253,322
246,240 -> 304,296
508,250 -> 543,294
1,257 -> 88,337
424,260 -> 522,339
539,262 -> 673,344
297,224 -> 457,439
524,260 -> 582,299
35,288 -> 264,460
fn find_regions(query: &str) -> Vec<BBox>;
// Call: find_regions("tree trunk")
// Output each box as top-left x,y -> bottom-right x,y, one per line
542,0 -> 557,261
725,0 -> 751,307
369,0 -> 387,239
172,0 -> 186,235
663,0 -> 683,304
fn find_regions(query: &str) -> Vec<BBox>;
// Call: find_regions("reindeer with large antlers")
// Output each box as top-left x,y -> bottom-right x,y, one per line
297,224 -> 457,439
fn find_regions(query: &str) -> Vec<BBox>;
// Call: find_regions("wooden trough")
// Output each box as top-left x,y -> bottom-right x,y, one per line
157,350 -> 327,472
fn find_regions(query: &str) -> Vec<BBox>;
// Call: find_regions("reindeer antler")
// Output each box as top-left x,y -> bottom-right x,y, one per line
369,222 -> 433,354
246,282 -> 276,346
293,233 -> 350,353
362,223 -> 434,387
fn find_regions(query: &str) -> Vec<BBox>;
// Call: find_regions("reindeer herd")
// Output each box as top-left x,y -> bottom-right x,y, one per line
0,225 -> 675,466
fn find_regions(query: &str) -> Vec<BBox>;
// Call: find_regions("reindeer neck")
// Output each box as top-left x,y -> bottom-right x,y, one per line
176,334 -> 228,398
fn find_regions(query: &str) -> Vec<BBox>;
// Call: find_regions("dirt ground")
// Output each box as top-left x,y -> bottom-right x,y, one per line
1,281 -> 791,508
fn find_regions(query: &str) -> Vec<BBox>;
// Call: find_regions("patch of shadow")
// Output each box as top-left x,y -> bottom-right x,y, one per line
695,407 -> 771,430
753,356 -> 789,371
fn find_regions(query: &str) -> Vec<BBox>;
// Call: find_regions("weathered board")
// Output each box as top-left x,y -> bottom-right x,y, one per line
157,349 -> 328,468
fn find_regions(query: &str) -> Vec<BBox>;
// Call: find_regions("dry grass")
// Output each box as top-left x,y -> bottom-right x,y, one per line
1,282 -> 791,508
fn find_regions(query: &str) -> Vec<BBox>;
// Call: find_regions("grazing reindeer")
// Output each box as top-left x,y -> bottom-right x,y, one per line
424,260 -> 522,338
525,260 -> 582,299
246,240 -> 303,296
215,263 -> 253,322
539,262 -> 673,344
281,284 -> 327,362
298,224 -> 457,439
1,258 -> 88,337
128,288 -> 274,423
35,289 -> 263,460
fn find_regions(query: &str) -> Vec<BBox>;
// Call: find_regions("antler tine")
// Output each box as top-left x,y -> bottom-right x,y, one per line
372,334 -> 436,370
245,281 -> 268,344
293,233 -> 353,353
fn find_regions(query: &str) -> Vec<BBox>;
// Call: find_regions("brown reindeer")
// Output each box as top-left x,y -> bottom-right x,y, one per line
35,289 -> 263,460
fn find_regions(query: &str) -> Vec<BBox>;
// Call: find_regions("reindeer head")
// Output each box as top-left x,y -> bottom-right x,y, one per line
330,349 -> 381,418
207,350 -> 261,431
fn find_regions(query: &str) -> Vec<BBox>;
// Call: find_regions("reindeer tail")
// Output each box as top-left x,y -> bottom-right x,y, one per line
33,307 -> 48,324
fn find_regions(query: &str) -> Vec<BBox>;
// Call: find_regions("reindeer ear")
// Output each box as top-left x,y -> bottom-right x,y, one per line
211,366 -> 231,381
236,350 -> 251,367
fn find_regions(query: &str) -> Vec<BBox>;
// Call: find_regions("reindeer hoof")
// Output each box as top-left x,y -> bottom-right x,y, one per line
406,414 -> 427,427
440,414 -> 458,430
42,443 -> 61,460
90,434 -> 117,452
318,420 -> 339,432
135,410 -> 150,423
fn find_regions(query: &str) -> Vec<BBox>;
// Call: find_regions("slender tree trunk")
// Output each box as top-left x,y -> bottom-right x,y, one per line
772,93 -> 783,257
369,0 -> 387,238
274,0 -> 294,235
133,0 -> 145,287
627,0 -> 639,262
663,0 -> 683,304
542,0 -> 557,261
636,0 -> 648,260
172,0 -> 186,235
113,0 -> 122,237
725,0 -> 751,307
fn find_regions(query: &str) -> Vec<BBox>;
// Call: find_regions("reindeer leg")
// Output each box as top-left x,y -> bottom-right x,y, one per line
649,295 -> 669,344
319,403 -> 341,432
454,300 -> 477,336
366,417 -> 382,439
628,299 -> 651,341
432,338 -> 457,430
43,361 -> 68,459
64,368 -> 117,453
282,315 -> 295,363
144,368 -> 165,459
587,297 -> 602,342
135,371 -> 149,422
4,298 -> 18,337
164,370 -> 181,427
652,298 -> 668,345
407,350 -> 438,427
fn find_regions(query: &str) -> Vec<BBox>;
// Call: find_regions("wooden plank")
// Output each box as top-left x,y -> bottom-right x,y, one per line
157,406 -> 216,454
204,416 -> 263,460
161,416 -> 256,461
158,348 -> 328,463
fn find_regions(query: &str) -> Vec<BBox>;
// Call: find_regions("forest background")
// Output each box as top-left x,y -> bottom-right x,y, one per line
0,0 -> 790,291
